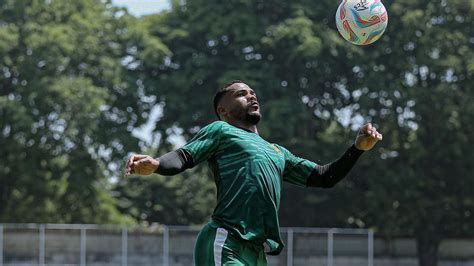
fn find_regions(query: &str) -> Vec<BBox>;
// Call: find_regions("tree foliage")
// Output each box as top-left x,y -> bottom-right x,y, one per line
121,1 -> 473,265
353,0 -> 474,265
1,0 -> 472,265
0,0 -> 164,223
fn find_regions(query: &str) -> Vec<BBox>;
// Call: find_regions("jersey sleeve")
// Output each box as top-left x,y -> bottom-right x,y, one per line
278,145 -> 317,187
181,121 -> 224,166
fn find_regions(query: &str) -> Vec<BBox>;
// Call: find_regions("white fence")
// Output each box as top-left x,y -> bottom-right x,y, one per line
0,223 -> 374,266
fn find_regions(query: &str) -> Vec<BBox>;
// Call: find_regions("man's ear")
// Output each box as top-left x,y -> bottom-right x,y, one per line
217,105 -> 227,118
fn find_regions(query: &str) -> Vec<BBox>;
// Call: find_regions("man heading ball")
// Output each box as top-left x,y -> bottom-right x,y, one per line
125,80 -> 382,266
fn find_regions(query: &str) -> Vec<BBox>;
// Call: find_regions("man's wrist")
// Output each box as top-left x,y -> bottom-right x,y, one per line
153,158 -> 160,173
351,143 -> 365,154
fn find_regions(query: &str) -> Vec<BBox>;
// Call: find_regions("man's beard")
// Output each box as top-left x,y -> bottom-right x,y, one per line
245,112 -> 261,125
230,107 -> 262,125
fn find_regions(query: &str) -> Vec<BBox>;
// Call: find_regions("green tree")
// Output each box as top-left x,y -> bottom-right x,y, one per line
115,145 -> 216,225
353,0 -> 474,265
120,1 -> 473,265
0,0 -> 166,223
131,0 -> 368,227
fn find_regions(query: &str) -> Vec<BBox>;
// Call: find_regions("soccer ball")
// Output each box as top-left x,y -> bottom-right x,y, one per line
335,0 -> 388,45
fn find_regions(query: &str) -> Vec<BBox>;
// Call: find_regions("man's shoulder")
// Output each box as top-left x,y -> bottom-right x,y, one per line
203,120 -> 227,131
195,121 -> 227,135
272,143 -> 286,150
272,144 -> 291,156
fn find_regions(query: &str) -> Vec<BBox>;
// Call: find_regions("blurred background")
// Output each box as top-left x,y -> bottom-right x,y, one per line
0,0 -> 472,265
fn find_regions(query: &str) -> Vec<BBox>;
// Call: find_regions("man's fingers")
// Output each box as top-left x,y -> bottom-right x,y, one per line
360,123 -> 373,135
126,156 -> 135,174
363,124 -> 382,137
377,133 -> 383,140
126,154 -> 148,176
371,127 -> 377,138
132,154 -> 148,162
366,123 -> 373,133
371,127 -> 383,140
369,130 -> 382,141
360,123 -> 383,139
126,156 -> 133,168
127,154 -> 148,167
133,158 -> 149,167
132,157 -> 153,172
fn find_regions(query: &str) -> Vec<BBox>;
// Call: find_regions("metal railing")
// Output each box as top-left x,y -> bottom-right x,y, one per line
0,223 -> 374,266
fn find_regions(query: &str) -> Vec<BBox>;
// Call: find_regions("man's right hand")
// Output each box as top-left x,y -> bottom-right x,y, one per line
125,154 -> 159,176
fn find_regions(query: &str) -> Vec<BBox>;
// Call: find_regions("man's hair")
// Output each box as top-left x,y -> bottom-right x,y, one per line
213,80 -> 244,119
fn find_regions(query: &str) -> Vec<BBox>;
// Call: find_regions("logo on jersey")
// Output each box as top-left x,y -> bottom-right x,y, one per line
270,144 -> 282,153
354,0 -> 369,11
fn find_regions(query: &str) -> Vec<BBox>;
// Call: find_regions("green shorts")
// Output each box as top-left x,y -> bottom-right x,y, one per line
194,220 -> 267,266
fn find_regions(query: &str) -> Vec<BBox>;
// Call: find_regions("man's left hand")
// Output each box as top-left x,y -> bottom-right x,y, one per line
355,123 -> 383,151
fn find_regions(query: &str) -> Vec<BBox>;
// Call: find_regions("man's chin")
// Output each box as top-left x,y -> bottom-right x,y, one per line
247,112 -> 262,125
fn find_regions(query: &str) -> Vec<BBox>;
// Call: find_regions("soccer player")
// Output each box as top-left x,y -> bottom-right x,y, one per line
125,80 -> 383,266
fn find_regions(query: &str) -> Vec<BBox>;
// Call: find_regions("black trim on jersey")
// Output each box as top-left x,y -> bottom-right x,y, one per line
154,148 -> 194,176
306,145 -> 364,188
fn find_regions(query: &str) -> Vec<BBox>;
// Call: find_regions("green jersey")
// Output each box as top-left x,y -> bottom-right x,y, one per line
182,121 -> 316,255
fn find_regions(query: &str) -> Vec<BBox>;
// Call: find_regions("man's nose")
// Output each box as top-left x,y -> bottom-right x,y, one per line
247,93 -> 257,102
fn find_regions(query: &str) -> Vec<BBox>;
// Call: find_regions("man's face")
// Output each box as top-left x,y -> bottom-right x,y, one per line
218,83 -> 261,125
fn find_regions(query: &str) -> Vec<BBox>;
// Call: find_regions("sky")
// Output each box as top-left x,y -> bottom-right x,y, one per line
112,0 -> 171,16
